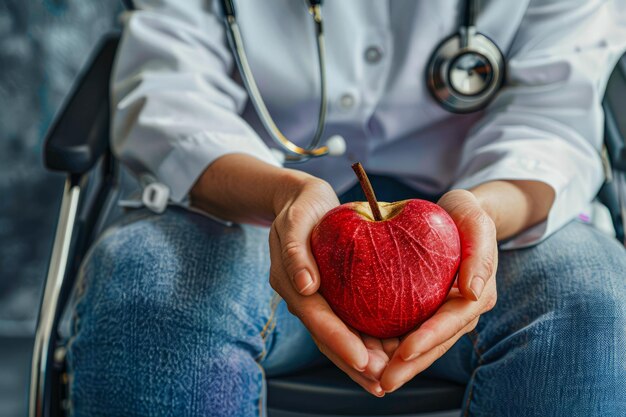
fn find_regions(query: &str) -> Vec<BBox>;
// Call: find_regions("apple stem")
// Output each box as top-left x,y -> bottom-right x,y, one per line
351,162 -> 383,221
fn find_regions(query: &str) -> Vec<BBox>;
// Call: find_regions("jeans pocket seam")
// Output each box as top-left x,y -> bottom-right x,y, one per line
463,329 -> 485,417
257,292 -> 282,362
467,329 -> 485,364
462,375 -> 475,417
255,361 -> 267,417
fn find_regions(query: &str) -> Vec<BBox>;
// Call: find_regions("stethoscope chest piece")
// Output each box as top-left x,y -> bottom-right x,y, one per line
427,27 -> 504,113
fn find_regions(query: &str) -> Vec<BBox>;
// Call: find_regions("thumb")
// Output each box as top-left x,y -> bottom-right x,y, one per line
274,204 -> 324,296
438,190 -> 498,301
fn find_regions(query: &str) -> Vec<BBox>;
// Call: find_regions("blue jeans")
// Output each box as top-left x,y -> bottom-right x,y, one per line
67,177 -> 626,416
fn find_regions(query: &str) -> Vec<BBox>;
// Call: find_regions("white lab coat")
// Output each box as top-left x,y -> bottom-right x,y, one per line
111,0 -> 626,248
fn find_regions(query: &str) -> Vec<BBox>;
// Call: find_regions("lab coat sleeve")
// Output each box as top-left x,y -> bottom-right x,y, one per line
451,0 -> 626,249
111,0 -> 281,202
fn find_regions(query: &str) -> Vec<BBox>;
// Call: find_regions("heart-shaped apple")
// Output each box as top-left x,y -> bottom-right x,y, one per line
311,163 -> 461,338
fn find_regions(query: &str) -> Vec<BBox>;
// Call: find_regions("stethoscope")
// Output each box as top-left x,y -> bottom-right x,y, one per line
219,0 -> 505,163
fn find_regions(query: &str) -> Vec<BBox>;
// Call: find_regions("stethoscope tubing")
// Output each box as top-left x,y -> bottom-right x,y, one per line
223,5 -> 330,162
221,0 -> 503,160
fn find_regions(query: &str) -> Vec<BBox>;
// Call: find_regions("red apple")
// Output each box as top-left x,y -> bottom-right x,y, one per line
310,164 -> 461,338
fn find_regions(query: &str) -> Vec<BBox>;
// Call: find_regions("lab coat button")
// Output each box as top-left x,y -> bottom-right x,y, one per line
339,93 -> 356,109
364,45 -> 383,64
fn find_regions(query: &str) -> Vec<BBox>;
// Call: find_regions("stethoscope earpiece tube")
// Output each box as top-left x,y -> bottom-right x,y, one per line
222,0 -> 236,18
463,0 -> 476,28
221,0 -> 338,163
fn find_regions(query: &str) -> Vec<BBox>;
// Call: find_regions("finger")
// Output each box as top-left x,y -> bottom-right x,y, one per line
381,317 -> 479,393
295,295 -> 369,371
362,333 -> 385,352
438,190 -> 498,301
360,333 -> 389,380
396,290 -> 485,361
382,338 -> 400,358
269,235 -> 369,371
364,349 -> 388,381
272,219 -> 318,295
456,210 -> 497,301
312,334 -> 385,397
274,182 -> 340,296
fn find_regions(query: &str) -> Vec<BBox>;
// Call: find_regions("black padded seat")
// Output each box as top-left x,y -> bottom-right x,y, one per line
267,364 -> 465,416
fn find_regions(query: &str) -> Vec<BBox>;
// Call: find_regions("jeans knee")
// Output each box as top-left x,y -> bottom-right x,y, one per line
554,286 -> 626,356
527,243 -> 626,369
486,222 -> 626,375
70,209 -> 277,357
75,215 -> 180,321
67,211 -> 275,415
75,210 -> 271,325
465,224 -> 626,414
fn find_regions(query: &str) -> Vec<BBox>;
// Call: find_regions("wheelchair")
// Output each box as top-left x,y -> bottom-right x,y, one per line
28,32 -> 626,417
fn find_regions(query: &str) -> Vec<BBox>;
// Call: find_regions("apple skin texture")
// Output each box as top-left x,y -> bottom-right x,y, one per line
311,199 -> 461,339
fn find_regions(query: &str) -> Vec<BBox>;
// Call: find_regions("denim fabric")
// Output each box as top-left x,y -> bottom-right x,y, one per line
66,205 -> 324,417
67,177 -> 626,416
424,221 -> 626,416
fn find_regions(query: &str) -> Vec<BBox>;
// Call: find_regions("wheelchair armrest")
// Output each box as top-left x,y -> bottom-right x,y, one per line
603,55 -> 626,173
44,32 -> 121,174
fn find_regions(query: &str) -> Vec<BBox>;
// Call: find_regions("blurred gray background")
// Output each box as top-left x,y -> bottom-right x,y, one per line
0,1 -> 120,415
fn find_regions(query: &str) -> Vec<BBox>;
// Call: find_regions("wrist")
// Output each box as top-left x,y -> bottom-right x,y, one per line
189,154 -> 321,225
467,180 -> 554,241
271,169 -> 328,217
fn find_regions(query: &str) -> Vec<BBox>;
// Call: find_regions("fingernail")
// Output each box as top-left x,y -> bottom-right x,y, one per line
403,352 -> 419,361
294,269 -> 313,294
470,276 -> 485,300
374,386 -> 384,397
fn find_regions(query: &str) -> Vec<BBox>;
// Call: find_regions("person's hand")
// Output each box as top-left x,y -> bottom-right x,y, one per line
269,177 -> 397,397
380,189 -> 499,393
